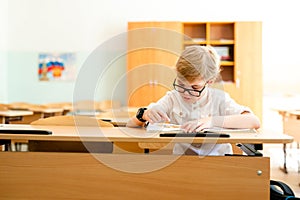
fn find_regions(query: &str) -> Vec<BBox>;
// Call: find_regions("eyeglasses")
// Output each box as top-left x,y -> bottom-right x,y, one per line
173,78 -> 207,97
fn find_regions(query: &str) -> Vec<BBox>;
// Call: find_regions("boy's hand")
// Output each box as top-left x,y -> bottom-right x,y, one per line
144,108 -> 170,124
181,117 -> 212,133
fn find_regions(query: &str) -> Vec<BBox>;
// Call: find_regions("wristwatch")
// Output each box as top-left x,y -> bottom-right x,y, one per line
136,108 -> 147,122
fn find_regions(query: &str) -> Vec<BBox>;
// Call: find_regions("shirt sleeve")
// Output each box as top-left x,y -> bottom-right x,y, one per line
221,92 -> 252,115
148,91 -> 174,115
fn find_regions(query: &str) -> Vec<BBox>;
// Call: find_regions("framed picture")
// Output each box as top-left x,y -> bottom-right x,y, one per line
38,53 -> 77,81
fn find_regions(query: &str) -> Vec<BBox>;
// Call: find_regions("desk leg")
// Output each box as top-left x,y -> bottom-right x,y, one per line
15,142 -> 22,151
297,142 -> 300,187
4,142 -> 12,151
280,143 -> 288,174
297,142 -> 300,173
5,116 -> 9,124
0,140 -> 11,151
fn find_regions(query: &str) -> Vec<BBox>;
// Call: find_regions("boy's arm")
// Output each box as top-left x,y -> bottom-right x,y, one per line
126,107 -> 148,128
126,116 -> 145,128
212,112 -> 260,129
182,112 -> 260,133
126,108 -> 170,128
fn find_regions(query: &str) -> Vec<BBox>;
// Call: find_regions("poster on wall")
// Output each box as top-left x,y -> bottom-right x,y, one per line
38,53 -> 77,81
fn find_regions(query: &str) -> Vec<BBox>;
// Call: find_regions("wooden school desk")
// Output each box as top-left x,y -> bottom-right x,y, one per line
0,111 -> 34,150
8,103 -> 64,124
0,125 -> 293,200
2,107 -> 63,151
43,102 -> 72,115
274,108 -> 300,173
31,107 -> 64,118
0,110 -> 33,124
97,117 -> 129,127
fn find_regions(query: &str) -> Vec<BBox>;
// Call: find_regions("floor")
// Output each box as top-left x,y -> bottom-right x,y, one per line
263,95 -> 300,197
264,143 -> 300,196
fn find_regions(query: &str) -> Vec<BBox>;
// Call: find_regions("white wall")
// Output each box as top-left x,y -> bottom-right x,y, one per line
0,0 -> 8,102
2,0 -> 300,104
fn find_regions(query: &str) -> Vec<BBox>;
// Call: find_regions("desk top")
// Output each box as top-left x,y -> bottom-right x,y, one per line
273,106 -> 300,114
30,108 -> 64,113
0,124 -> 293,144
286,110 -> 300,116
8,104 -> 64,113
97,117 -> 129,127
69,111 -> 102,116
0,110 -> 33,117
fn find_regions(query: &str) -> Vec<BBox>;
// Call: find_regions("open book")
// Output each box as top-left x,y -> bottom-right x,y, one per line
146,122 -> 257,134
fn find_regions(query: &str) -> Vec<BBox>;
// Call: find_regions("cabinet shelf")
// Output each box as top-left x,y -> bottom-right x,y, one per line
221,61 -> 234,66
209,40 -> 234,45
184,41 -> 207,45
182,22 -> 235,83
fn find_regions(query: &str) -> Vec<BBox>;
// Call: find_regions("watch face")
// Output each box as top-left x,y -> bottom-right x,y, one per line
137,109 -> 142,115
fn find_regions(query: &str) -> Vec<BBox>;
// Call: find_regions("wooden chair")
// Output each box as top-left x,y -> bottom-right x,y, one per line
7,102 -> 32,110
281,111 -> 300,174
30,115 -> 148,154
29,116 -> 114,153
30,115 -> 173,154
43,102 -> 72,115
97,110 -> 135,119
96,109 -> 148,153
30,115 -> 113,127
0,103 -> 9,111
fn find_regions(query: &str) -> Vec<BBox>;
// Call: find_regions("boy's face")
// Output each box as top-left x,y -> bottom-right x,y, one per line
173,77 -> 207,104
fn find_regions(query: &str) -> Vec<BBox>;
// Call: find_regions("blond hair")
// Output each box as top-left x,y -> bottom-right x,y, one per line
176,45 -> 220,82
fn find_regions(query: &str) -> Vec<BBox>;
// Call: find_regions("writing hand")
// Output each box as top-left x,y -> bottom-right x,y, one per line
181,117 -> 212,133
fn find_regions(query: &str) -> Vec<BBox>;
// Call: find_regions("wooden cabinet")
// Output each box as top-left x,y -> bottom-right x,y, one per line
127,22 -> 182,107
127,21 -> 262,120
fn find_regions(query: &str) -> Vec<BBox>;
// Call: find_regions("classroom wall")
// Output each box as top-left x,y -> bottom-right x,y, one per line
0,0 -> 8,102
1,0 -> 300,105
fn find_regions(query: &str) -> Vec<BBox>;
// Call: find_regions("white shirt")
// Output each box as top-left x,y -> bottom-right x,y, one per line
148,87 -> 251,156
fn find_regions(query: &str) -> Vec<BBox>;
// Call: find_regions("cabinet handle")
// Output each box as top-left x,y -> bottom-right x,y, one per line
236,78 -> 240,88
236,71 -> 240,88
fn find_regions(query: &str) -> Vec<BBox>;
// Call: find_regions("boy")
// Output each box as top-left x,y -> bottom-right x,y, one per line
127,45 -> 260,155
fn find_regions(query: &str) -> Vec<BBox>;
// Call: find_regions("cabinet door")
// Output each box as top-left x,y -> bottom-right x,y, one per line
127,22 -> 182,107
218,22 -> 262,120
234,22 -> 262,120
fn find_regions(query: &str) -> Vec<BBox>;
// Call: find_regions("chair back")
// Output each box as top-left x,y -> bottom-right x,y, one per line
30,115 -> 113,127
0,104 -> 8,111
29,115 -> 113,153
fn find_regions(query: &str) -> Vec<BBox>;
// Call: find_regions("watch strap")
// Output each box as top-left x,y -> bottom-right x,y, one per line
136,108 -> 147,122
